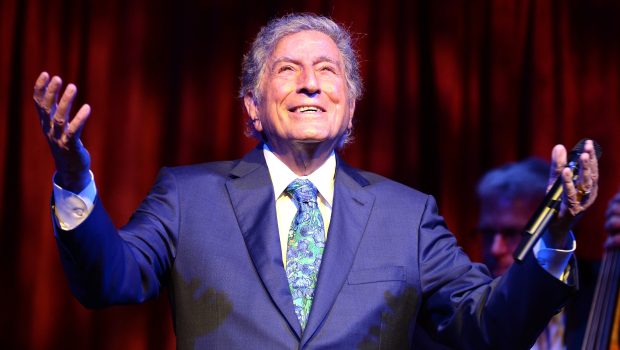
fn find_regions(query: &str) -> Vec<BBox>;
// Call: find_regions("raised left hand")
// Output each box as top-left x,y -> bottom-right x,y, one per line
545,140 -> 599,247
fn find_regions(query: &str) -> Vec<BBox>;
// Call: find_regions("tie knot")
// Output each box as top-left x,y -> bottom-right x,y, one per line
285,179 -> 318,204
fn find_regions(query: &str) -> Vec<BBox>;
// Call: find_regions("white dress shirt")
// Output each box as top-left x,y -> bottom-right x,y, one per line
262,144 -> 335,266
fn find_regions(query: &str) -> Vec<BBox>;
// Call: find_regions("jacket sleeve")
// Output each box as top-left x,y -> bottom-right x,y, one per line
417,195 -> 576,349
53,168 -> 179,308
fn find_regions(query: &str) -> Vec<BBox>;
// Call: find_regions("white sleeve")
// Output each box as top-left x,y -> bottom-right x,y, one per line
533,232 -> 576,281
52,171 -> 97,231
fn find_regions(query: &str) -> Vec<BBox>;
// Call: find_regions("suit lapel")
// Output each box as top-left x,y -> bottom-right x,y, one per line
225,146 -> 302,338
301,161 -> 375,346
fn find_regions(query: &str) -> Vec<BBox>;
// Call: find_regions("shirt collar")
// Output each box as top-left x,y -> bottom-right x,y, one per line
263,144 -> 336,207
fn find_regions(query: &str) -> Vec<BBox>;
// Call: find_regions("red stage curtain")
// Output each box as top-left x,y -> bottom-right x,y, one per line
1,0 -> 619,348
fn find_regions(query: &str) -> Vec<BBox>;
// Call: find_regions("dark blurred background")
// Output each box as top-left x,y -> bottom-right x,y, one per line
1,0 -> 619,348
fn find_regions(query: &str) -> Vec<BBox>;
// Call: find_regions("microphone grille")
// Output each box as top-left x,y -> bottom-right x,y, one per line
569,138 -> 602,160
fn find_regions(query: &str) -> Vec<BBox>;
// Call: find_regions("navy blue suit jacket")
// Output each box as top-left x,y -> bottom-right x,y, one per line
54,146 -> 575,349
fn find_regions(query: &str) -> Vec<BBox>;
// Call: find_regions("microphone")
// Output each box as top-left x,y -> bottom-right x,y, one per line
513,139 -> 602,263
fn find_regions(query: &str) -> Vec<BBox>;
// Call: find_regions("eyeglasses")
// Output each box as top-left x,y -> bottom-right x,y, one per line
478,227 -> 523,239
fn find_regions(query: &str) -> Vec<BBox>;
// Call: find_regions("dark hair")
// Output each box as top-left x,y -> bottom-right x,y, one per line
477,157 -> 549,203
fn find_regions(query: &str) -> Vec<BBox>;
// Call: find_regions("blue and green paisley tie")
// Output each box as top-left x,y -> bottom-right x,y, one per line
285,179 -> 325,330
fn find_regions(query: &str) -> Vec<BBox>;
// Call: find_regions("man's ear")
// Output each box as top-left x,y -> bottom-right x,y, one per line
347,99 -> 356,129
243,94 -> 262,132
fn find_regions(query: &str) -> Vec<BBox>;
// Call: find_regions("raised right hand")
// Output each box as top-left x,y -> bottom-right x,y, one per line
33,72 -> 92,193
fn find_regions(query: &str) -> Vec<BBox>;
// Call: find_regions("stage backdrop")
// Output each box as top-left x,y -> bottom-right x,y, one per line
1,0 -> 619,348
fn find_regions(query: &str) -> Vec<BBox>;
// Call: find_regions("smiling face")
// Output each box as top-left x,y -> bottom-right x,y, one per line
244,30 -> 355,159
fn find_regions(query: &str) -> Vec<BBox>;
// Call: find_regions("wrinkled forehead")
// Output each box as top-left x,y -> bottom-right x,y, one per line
268,30 -> 343,65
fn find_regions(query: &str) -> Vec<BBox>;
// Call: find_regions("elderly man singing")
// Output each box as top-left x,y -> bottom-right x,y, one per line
33,13 -> 599,349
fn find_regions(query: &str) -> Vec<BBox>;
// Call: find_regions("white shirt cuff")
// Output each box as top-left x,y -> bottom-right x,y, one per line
533,232 -> 576,280
52,171 -> 97,231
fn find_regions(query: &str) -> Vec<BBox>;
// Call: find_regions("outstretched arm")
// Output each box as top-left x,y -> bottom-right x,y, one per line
34,72 -> 176,306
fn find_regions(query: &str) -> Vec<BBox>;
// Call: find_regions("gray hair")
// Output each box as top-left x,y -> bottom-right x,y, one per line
240,13 -> 362,142
477,157 -> 549,204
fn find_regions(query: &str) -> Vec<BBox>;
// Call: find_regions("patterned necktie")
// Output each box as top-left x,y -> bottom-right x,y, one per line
285,179 -> 326,330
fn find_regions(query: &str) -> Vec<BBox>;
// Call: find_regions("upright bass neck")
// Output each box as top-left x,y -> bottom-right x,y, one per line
582,248 -> 620,350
